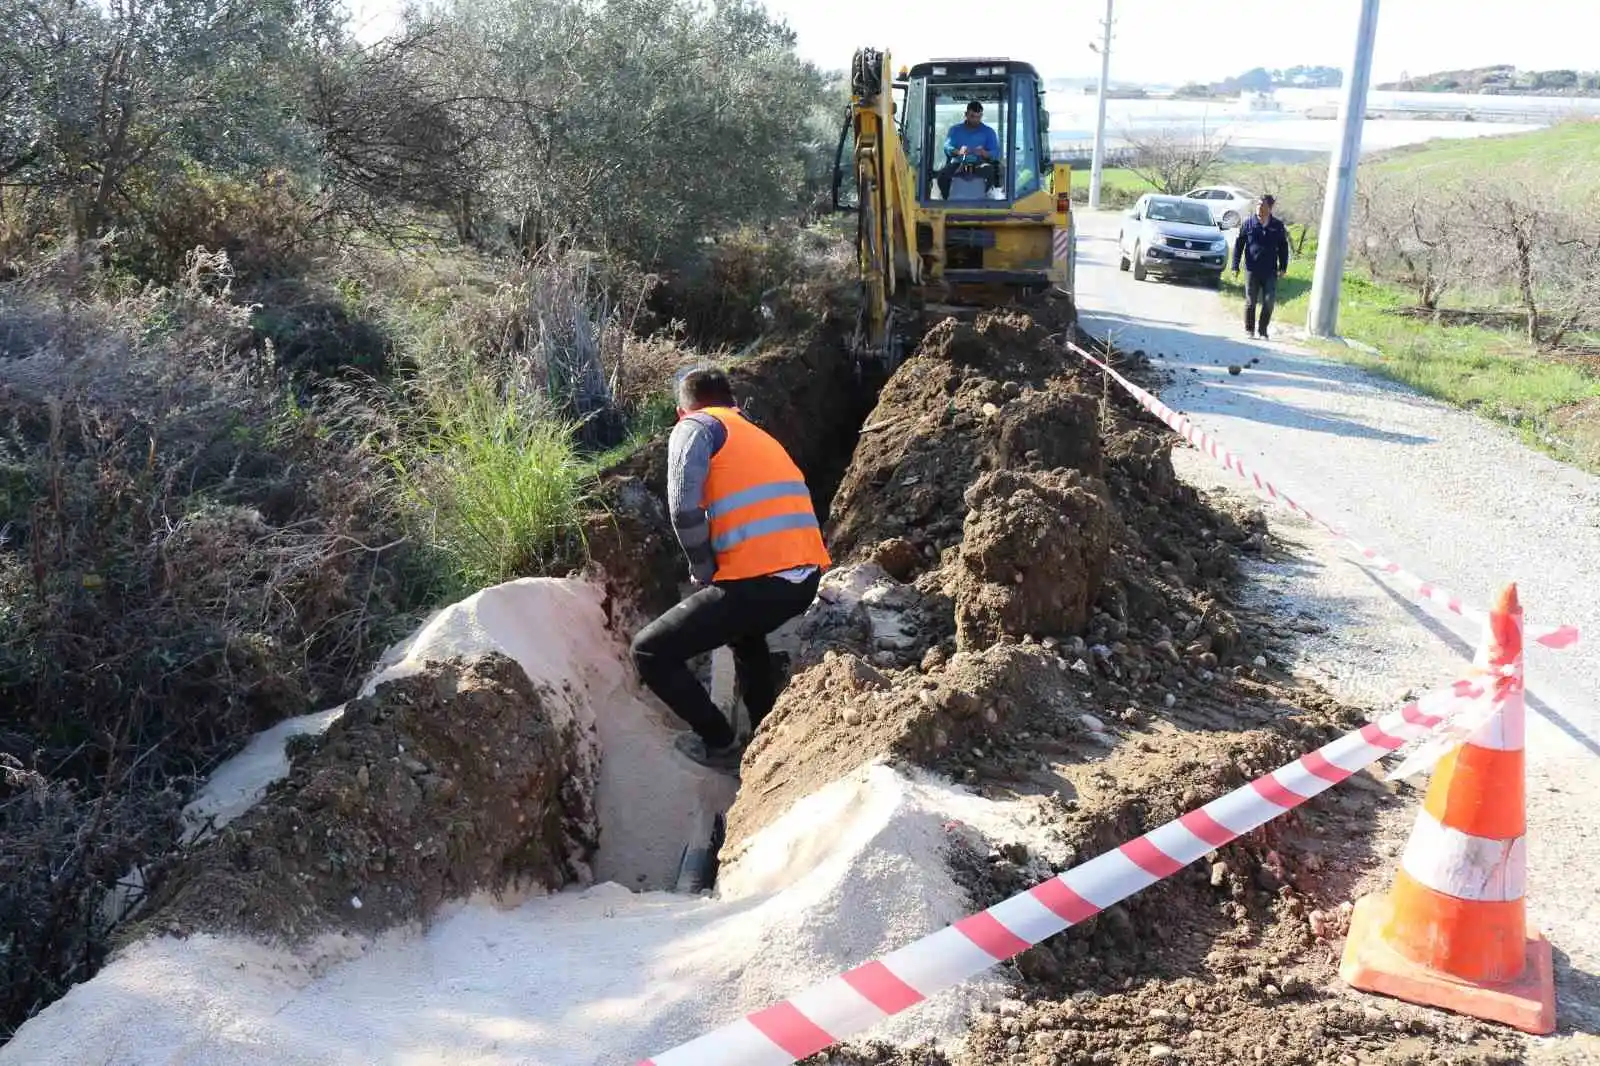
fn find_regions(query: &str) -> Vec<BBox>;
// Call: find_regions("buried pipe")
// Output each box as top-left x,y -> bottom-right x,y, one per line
673,811 -> 728,894
674,646 -> 739,895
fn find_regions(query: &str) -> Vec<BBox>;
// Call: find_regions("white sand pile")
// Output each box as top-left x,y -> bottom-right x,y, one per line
181,577 -> 734,891
1,577 -> 1061,1065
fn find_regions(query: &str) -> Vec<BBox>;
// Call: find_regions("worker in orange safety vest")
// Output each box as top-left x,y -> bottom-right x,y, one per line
630,367 -> 830,771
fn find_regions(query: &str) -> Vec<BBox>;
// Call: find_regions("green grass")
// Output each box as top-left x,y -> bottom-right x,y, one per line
389,379 -> 598,595
1366,119 -> 1600,193
1091,167 -> 1157,194
1219,235 -> 1600,470
585,391 -> 677,472
1068,167 -> 1157,207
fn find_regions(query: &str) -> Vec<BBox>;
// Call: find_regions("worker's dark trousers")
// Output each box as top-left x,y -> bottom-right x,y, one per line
1244,270 -> 1278,335
631,570 -> 821,748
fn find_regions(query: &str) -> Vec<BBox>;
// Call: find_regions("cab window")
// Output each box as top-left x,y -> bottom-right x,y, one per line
1013,89 -> 1041,198
902,77 -> 927,180
927,85 -> 1008,201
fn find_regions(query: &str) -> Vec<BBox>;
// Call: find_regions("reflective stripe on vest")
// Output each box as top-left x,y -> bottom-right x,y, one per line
711,509 -> 819,553
698,407 -> 831,581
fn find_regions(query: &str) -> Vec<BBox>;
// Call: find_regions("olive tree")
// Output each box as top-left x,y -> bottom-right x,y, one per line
399,0 -> 831,263
0,0 -> 336,239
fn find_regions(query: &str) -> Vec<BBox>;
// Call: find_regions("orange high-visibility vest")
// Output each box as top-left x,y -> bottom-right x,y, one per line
698,407 -> 831,581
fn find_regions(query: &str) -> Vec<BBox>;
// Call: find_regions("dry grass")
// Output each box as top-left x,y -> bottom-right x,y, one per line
0,212 -> 853,1040
0,246 -> 429,1038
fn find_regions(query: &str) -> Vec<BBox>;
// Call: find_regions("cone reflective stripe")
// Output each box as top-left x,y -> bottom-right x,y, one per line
1340,583 -> 1556,1034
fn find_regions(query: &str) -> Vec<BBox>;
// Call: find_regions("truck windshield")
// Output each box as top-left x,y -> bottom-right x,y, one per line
1147,199 -> 1213,225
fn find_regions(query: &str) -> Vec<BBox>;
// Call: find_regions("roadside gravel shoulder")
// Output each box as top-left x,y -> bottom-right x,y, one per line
1070,207 -> 1600,1059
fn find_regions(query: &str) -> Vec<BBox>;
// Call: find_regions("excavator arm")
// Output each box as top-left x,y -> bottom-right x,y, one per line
840,47 -> 919,377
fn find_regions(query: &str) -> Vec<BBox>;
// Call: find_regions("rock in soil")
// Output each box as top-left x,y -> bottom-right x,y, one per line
953,467 -> 1112,649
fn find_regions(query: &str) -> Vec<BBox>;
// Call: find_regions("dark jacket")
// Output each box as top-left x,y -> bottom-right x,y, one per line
1232,213 -> 1290,275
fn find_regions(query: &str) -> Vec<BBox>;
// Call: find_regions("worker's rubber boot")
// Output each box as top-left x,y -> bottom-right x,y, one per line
674,731 -> 743,773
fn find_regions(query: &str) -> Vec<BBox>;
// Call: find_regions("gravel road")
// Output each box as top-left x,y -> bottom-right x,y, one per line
1071,207 -> 1600,1056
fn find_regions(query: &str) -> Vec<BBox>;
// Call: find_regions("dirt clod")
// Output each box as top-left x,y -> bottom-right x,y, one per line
953,468 -> 1112,649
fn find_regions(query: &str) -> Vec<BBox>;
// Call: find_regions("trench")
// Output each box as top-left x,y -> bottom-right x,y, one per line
583,314 -> 893,894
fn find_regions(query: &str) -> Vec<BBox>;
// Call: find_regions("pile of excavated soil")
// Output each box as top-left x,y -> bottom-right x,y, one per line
114,576 -> 739,954
725,311 -> 1527,1065
126,653 -> 596,944
820,312 -> 1251,675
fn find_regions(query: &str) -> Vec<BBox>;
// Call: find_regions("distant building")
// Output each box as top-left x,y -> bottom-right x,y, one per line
1236,90 -> 1284,113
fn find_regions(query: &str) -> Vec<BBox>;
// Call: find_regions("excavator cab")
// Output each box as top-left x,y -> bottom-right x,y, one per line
907,63 -> 1043,206
833,49 -> 1074,378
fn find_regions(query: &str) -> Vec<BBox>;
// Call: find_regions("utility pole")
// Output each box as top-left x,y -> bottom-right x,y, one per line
1306,0 -> 1381,337
1088,0 -> 1114,210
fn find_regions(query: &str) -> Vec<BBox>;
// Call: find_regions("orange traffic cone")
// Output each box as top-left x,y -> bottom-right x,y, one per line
1339,583 -> 1556,1034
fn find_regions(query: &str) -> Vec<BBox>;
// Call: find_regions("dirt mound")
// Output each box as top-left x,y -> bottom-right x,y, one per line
953,468 -> 1112,650
826,313 -> 1103,572
729,308 -> 1279,851
724,642 -> 1071,850
127,653 -> 595,944
725,309 -> 1526,1065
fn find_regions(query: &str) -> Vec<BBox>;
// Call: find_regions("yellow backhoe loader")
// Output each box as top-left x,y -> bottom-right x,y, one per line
833,47 -> 1076,377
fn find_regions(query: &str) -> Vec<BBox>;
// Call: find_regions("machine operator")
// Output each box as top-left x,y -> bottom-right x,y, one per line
937,99 -> 1000,199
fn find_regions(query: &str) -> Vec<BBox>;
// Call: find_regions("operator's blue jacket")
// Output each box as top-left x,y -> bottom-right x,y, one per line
944,122 -> 999,159
1232,214 -> 1291,275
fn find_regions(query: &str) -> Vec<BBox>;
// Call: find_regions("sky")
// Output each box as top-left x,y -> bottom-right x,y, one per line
348,0 -> 1595,88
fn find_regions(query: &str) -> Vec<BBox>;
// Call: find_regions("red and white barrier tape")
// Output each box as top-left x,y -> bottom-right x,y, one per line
1065,342 -> 1580,652
636,676 -> 1492,1066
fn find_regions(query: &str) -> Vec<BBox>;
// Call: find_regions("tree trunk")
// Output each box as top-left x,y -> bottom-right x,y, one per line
1515,230 -> 1538,345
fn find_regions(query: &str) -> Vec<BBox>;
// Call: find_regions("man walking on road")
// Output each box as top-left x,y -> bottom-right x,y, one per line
631,368 -> 829,771
1231,193 -> 1291,340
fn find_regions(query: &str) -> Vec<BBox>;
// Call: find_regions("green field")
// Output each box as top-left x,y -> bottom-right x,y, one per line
1365,120 -> 1600,199
1085,167 -> 1156,194
1217,121 -> 1600,470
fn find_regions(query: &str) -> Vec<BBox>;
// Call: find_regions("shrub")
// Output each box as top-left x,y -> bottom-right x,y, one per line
248,278 -> 392,381
654,222 -> 853,347
109,167 -> 321,286
0,250 -> 428,1037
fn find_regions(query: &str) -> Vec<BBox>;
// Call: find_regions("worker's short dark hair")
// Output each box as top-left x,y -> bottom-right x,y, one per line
1259,193 -> 1275,205
966,100 -> 983,113
678,367 -> 735,409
